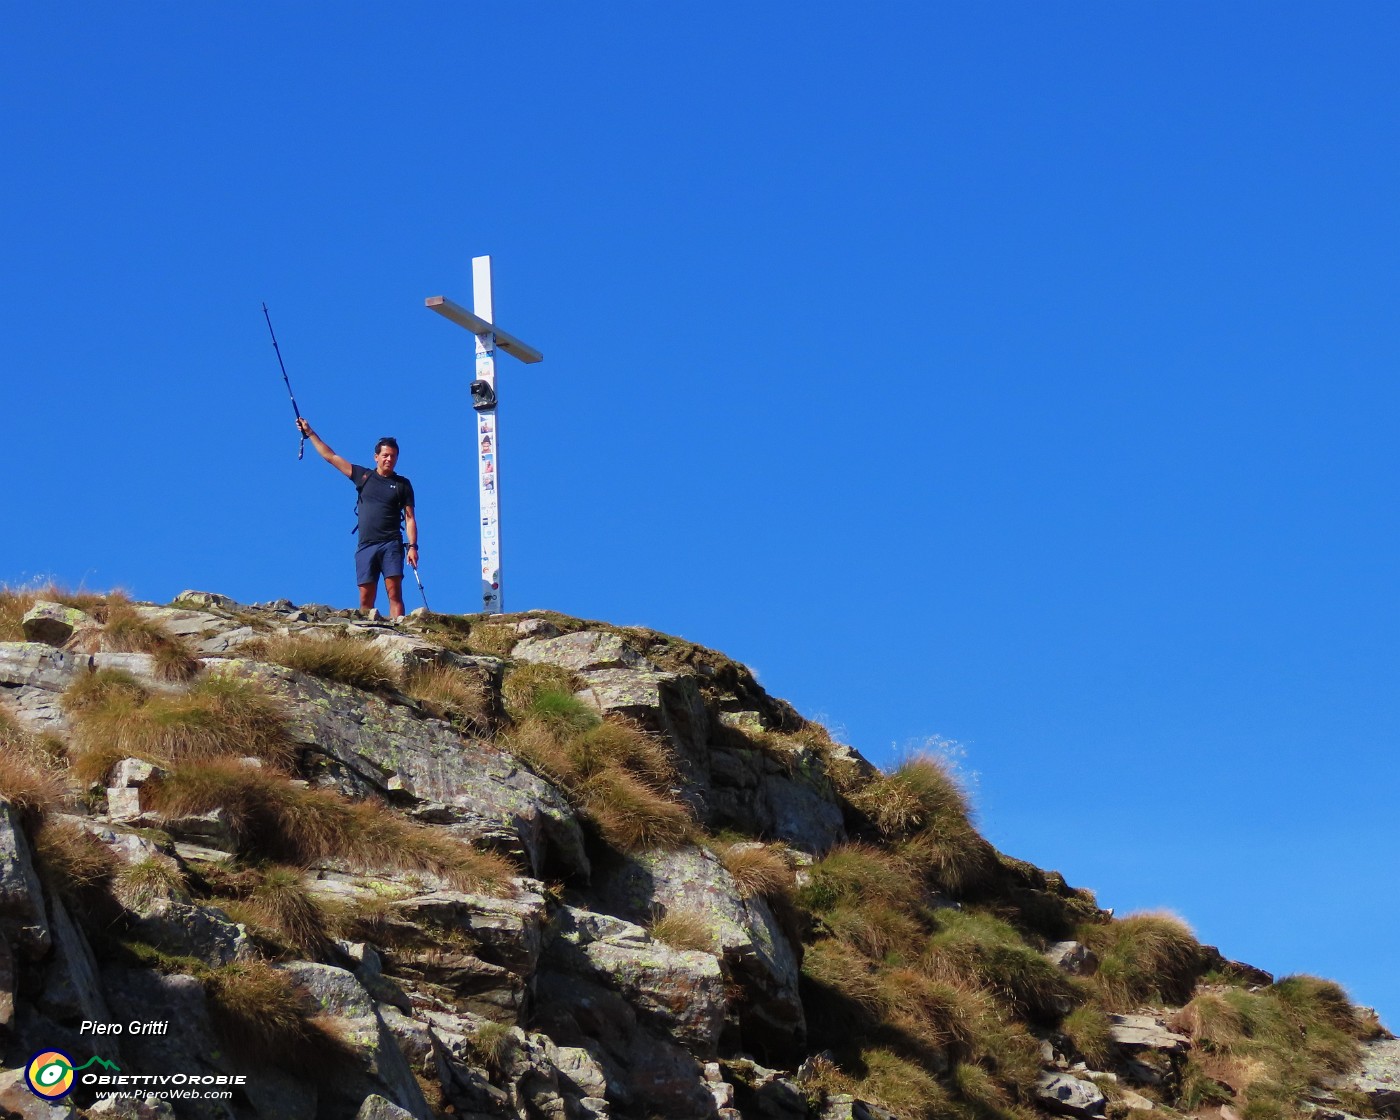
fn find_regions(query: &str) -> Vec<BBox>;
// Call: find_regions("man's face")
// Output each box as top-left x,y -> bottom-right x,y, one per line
375,444 -> 398,475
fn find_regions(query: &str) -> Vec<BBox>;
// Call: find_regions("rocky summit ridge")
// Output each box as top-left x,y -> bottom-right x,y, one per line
0,588 -> 1394,1120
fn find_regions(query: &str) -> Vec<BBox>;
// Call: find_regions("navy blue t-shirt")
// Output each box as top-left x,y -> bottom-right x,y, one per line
350,465 -> 415,547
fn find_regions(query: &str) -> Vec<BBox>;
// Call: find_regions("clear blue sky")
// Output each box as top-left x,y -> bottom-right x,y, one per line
4,5 -> 1396,1024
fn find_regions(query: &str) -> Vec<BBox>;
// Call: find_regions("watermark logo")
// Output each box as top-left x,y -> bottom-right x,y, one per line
25,1051 -> 121,1099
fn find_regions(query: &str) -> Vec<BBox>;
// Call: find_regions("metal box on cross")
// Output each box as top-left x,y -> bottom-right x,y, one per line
426,256 -> 542,614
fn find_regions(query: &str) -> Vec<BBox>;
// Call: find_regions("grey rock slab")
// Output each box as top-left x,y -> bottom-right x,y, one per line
533,968 -> 716,1120
1047,941 -> 1099,976
593,845 -> 805,1056
369,631 -> 450,674
514,630 -> 656,672
97,969 -> 239,1120
0,797 -> 51,956
1107,1014 -> 1190,1053
216,660 -> 588,878
106,788 -> 143,821
112,759 -> 161,788
377,1004 -> 437,1076
173,591 -> 240,611
1035,1072 -> 1108,1117
280,962 -> 432,1120
512,617 -> 561,640
759,759 -> 846,856
391,889 -> 546,975
37,894 -> 111,1025
817,1097 -> 899,1120
551,1042 -> 609,1099
725,1058 -> 809,1120
0,938 -> 12,1030
355,1094 -> 419,1120
1347,1038 -> 1400,1113
192,626 -> 261,656
22,601 -> 92,646
0,1067 -> 77,1120
1,685 -> 68,736
545,906 -> 727,1058
0,642 -> 187,696
86,1096 -> 177,1120
126,900 -> 252,966
158,809 -> 237,853
0,642 -> 84,692
132,605 -> 244,642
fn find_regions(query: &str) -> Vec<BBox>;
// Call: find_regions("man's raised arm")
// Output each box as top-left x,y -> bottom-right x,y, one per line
296,418 -> 354,478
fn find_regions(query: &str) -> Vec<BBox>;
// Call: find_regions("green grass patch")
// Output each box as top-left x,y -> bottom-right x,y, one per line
924,909 -> 1077,1022
1080,911 -> 1204,1010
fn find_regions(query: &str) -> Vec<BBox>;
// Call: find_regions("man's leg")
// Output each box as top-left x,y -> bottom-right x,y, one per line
358,583 -> 377,611
381,541 -> 407,619
385,576 -> 406,618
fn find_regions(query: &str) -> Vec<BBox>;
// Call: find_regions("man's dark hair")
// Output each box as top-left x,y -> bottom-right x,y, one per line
375,436 -> 399,454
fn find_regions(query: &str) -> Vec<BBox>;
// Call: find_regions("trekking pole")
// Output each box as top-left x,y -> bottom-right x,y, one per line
409,562 -> 431,612
261,303 -> 305,460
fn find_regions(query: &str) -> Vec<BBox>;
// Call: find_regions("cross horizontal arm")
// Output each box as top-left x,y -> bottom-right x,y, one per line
424,296 -> 544,364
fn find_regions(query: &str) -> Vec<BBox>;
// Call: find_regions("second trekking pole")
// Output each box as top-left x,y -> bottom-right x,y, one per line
409,561 -> 431,612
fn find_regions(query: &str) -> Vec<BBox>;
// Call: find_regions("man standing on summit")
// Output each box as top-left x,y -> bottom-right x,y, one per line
297,418 -> 419,618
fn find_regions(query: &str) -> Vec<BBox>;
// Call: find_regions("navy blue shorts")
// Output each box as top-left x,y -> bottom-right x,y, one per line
355,540 -> 404,586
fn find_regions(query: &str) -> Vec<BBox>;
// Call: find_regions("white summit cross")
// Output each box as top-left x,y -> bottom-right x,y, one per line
426,256 -> 543,614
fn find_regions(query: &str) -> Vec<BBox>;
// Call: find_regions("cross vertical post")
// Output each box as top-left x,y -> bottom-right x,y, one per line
472,258 -> 502,612
425,256 -> 543,614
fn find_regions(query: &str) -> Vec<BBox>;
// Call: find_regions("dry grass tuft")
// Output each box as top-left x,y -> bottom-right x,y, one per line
577,768 -> 693,851
846,752 -> 998,898
859,1048 -> 960,1120
405,664 -> 494,735
62,668 -> 151,714
98,603 -> 200,681
466,1020 -> 515,1072
204,960 -> 355,1070
877,965 -> 1001,1056
799,843 -> 924,915
225,865 -> 331,955
1171,977 -> 1370,1117
115,856 -> 186,910
0,707 -> 70,822
33,817 -> 119,916
924,908 -> 1077,1022
1063,1004 -> 1116,1068
503,713 -> 693,853
146,760 -> 515,894
797,1053 -> 857,1109
898,817 -> 998,897
1081,911 -> 1204,1009
67,673 -> 294,777
803,938 -> 886,1021
856,755 -> 972,838
463,620 -> 517,659
649,905 -> 716,953
717,842 -> 791,901
822,902 -> 925,963
245,632 -> 401,691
